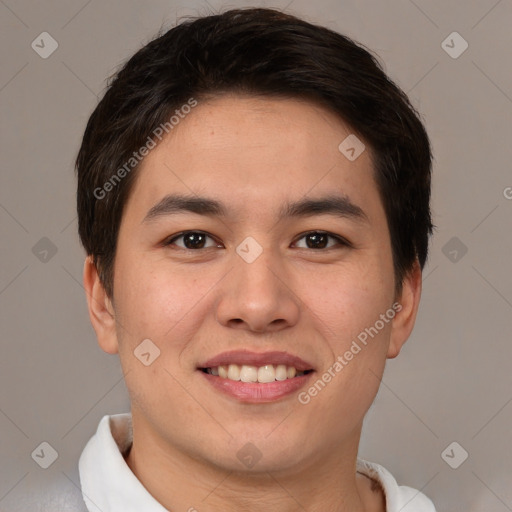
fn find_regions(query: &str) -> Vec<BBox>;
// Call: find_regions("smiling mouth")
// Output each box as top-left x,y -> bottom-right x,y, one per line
200,364 -> 314,383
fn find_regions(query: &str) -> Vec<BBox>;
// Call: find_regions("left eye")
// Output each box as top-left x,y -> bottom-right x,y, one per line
293,231 -> 348,249
164,231 -> 220,250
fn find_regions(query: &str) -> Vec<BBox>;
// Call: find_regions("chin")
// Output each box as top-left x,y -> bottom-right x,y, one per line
212,433 -> 308,474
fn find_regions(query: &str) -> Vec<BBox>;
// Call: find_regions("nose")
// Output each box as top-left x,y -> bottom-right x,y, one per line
214,248 -> 300,334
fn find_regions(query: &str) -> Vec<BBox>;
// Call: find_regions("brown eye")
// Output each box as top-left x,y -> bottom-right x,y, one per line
165,231 -> 220,250
294,231 -> 349,250
305,232 -> 329,249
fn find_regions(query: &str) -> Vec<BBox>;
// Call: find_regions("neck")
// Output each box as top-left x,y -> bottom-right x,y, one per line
124,412 -> 382,512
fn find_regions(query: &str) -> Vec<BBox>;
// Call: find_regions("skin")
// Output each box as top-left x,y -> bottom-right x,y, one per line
83,94 -> 422,512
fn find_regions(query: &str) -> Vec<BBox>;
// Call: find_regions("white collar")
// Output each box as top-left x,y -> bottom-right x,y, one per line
79,413 -> 168,511
79,413 -> 436,512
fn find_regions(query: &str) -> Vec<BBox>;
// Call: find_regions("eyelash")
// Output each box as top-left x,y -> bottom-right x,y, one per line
163,230 -> 351,251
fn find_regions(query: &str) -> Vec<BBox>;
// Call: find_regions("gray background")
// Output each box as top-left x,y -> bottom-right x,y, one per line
1,0 -> 511,510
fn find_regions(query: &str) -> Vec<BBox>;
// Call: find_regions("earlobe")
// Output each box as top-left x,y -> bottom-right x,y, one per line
387,260 -> 422,359
83,256 -> 119,354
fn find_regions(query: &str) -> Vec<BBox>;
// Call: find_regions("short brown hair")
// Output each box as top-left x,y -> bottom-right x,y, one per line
76,7 -> 434,298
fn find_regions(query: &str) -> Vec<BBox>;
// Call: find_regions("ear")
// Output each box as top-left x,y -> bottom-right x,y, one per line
387,260 -> 422,359
83,256 -> 119,354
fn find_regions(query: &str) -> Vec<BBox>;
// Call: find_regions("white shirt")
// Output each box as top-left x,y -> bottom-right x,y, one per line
78,413 -> 437,512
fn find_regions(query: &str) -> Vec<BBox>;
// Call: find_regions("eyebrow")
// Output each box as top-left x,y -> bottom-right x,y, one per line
142,193 -> 369,224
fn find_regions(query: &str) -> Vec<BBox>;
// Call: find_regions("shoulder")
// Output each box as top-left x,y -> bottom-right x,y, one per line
357,458 -> 437,512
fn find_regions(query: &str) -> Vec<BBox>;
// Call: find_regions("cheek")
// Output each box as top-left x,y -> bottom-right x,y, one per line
113,254 -> 190,338
299,281 -> 393,432
295,261 -> 393,412
111,254 -> 218,375
111,259 -> 198,411
302,261 -> 393,345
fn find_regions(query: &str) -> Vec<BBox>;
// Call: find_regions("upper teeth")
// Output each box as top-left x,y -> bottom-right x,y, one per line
206,364 -> 306,383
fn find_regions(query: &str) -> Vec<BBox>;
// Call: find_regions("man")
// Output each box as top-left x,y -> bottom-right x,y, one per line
76,7 -> 436,511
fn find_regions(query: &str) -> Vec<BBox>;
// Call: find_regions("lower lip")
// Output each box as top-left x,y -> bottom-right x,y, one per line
199,371 -> 314,403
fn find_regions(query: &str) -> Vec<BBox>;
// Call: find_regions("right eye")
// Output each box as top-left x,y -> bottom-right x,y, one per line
163,231 -> 223,250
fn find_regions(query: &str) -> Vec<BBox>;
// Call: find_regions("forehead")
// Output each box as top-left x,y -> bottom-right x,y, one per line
124,94 -> 383,224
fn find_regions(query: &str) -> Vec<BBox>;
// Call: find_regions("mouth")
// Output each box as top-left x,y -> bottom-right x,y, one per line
197,350 -> 315,403
200,364 -> 313,382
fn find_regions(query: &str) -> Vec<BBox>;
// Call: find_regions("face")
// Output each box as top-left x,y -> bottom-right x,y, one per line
87,94 -> 420,474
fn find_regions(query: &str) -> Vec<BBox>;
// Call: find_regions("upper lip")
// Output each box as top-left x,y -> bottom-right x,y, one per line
199,350 -> 315,372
